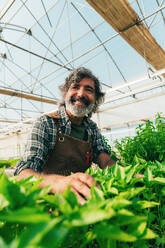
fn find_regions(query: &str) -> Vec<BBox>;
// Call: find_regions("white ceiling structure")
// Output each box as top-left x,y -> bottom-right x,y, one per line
0,0 -> 165,137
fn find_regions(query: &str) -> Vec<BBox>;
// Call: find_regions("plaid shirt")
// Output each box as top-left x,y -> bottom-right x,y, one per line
14,105 -> 110,175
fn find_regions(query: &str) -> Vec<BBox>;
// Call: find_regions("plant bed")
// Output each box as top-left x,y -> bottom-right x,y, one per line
0,115 -> 164,247
0,160 -> 164,247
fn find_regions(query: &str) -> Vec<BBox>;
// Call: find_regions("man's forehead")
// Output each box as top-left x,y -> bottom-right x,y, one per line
70,79 -> 95,88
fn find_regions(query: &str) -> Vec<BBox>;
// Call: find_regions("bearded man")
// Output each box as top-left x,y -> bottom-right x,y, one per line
14,67 -> 115,204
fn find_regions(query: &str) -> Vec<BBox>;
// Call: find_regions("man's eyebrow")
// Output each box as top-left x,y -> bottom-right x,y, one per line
85,85 -> 95,90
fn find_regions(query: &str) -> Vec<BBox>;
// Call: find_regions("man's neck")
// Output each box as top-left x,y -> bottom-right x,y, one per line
66,109 -> 83,125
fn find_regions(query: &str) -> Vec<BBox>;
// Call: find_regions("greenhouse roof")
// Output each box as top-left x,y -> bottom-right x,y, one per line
0,0 -> 165,134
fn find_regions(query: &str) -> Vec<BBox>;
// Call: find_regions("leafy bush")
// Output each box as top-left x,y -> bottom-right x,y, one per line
0,115 -> 165,247
102,136 -> 118,161
0,159 -> 164,248
114,114 -> 165,165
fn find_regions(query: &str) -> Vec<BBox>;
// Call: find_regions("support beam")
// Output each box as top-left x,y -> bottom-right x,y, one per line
86,0 -> 165,76
0,88 -> 57,105
101,113 -> 165,130
0,38 -> 72,71
0,119 -> 32,124
105,80 -> 165,103
0,0 -> 16,20
105,68 -> 165,95
99,90 -> 165,113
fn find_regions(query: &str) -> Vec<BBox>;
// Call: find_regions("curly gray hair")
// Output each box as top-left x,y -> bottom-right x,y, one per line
59,67 -> 105,115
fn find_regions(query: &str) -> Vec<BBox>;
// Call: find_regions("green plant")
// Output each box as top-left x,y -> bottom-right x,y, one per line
0,115 -> 165,247
114,114 -> 165,165
0,159 -> 20,169
102,135 -> 118,161
0,159 -> 164,247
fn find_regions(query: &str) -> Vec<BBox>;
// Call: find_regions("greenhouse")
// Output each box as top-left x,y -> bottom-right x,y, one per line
0,0 -> 165,247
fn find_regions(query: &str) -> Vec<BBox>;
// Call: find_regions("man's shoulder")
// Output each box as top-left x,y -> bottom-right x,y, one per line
85,118 -> 98,129
43,111 -> 60,119
33,111 -> 60,127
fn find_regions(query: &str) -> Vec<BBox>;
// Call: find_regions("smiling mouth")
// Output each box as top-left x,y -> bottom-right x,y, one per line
74,100 -> 85,106
70,96 -> 90,106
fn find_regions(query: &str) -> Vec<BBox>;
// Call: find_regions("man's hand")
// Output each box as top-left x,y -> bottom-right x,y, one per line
17,169 -> 96,205
134,173 -> 145,178
44,172 -> 96,205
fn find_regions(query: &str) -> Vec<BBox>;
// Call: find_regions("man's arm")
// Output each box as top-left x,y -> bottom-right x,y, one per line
89,121 -> 115,169
97,152 -> 116,169
14,115 -> 53,176
97,153 -> 147,178
17,169 -> 96,205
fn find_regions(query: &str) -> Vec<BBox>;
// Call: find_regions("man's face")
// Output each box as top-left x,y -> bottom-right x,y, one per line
65,77 -> 96,117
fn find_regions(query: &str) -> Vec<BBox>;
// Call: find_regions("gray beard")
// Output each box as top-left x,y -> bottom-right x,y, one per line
65,98 -> 94,117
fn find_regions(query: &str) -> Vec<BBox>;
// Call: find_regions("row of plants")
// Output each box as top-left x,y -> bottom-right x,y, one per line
113,113 -> 165,164
0,114 -> 164,247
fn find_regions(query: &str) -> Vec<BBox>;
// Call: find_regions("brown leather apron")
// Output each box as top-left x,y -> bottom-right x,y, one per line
43,113 -> 93,176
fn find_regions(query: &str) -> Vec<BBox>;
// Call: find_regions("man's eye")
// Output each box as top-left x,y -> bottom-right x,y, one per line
86,88 -> 94,93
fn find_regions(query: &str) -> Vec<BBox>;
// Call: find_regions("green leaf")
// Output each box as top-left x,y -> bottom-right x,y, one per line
121,187 -> 145,200
44,192 -> 75,215
131,222 -> 147,237
0,237 -> 18,248
0,207 -> 51,223
63,185 -> 78,208
116,165 -> 125,180
41,224 -> 68,248
69,203 -> 115,226
38,185 -> 52,197
127,222 -> 156,240
155,161 -> 165,171
111,198 -> 132,210
160,219 -> 165,228
106,178 -> 114,190
111,163 -> 118,177
0,237 -> 8,248
18,217 -> 64,248
117,209 -> 134,216
134,156 -> 147,165
141,228 -> 158,239
0,193 -> 9,210
43,194 -> 60,206
152,177 -> 165,185
137,200 -> 159,209
145,167 -> 153,182
0,173 -> 25,209
91,186 -> 104,201
161,187 -> 165,195
108,187 -> 118,195
115,209 -> 147,226
94,223 -> 137,242
125,167 -> 136,183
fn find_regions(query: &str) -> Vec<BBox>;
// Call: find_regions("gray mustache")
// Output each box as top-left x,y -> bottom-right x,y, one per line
70,96 -> 90,106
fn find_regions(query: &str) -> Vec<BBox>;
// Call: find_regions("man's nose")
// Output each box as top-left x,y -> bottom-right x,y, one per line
77,87 -> 85,97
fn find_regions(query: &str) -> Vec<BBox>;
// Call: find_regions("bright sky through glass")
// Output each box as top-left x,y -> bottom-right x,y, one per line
0,0 -> 164,132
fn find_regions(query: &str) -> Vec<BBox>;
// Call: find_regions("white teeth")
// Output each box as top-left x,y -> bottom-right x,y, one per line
75,100 -> 84,105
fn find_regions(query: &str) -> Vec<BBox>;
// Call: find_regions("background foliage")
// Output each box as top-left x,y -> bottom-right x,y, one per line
114,114 -> 165,164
